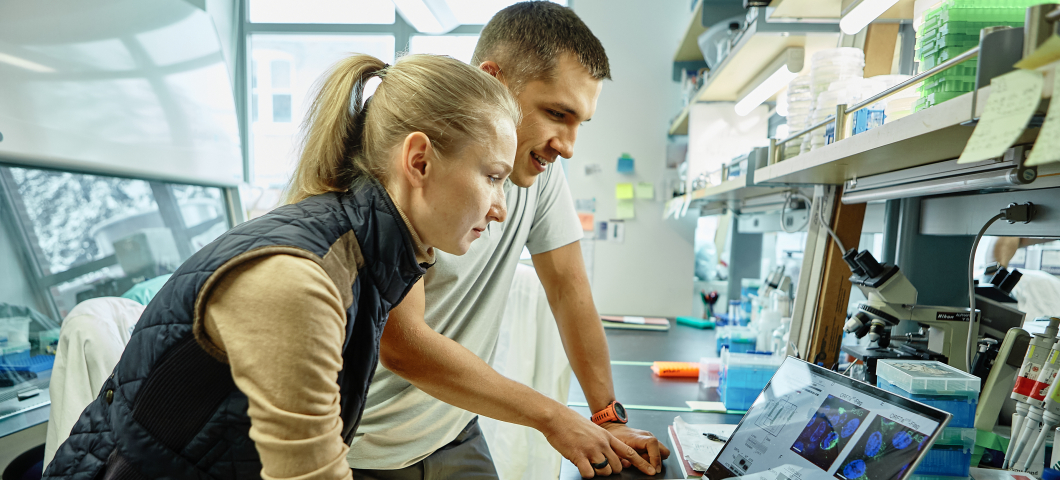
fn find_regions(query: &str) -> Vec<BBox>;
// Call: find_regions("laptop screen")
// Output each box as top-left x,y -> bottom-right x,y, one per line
705,357 -> 952,480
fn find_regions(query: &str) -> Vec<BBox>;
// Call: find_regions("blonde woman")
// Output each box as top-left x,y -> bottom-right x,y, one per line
44,54 -> 519,480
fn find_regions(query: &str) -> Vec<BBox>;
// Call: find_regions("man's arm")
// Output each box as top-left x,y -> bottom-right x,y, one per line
531,241 -> 671,472
379,280 -> 655,478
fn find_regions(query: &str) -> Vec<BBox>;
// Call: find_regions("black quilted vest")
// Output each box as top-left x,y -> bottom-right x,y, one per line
44,180 -> 428,480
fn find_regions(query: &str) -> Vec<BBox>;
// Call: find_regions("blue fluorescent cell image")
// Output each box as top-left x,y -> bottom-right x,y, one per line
834,415 -> 929,480
790,395 -> 870,472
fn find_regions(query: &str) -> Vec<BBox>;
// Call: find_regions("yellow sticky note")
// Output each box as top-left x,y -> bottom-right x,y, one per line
615,183 -> 634,200
1028,64 -> 1060,166
635,182 -> 654,200
1016,35 -> 1060,70
958,69 -> 1043,164
616,199 -> 635,219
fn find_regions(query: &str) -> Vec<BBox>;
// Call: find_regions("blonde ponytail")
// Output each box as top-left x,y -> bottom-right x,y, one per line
284,53 -> 520,205
284,55 -> 386,205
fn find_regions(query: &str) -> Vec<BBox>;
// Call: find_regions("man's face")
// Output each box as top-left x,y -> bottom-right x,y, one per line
508,54 -> 603,188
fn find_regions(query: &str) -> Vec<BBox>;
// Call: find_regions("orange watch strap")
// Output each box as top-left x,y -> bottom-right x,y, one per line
591,401 -> 626,425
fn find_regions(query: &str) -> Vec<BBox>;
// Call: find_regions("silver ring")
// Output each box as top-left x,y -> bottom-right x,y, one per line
591,459 -> 609,470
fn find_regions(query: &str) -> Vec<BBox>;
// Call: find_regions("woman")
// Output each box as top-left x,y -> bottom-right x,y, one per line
44,53 -> 520,480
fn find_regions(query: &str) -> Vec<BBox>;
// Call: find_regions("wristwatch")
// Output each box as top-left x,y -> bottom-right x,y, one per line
591,400 -> 628,425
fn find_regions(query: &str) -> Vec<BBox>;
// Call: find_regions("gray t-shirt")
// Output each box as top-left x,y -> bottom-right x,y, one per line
347,164 -> 584,469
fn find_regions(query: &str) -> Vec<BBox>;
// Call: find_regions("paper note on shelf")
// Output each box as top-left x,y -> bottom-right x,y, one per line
615,183 -> 634,199
1028,65 -> 1060,166
1015,35 -> 1060,70
673,417 -> 738,472
958,69 -> 1043,164
636,182 -> 655,199
616,199 -> 635,219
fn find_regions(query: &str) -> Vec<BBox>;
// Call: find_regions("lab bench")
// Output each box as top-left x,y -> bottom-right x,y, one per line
559,320 -> 743,480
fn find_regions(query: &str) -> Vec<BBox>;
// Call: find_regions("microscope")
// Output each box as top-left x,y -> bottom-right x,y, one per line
840,249 -> 980,385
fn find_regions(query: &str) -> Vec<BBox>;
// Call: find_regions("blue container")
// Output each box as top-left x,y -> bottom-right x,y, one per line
877,381 -> 977,428
0,354 -> 55,373
716,326 -> 756,354
717,382 -> 761,411
853,107 -> 886,135
0,344 -> 30,365
913,446 -> 972,477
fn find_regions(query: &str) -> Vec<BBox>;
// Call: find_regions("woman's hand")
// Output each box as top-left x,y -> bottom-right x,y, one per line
541,407 -> 656,478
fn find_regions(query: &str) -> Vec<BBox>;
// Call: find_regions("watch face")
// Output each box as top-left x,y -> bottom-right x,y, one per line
614,402 -> 627,422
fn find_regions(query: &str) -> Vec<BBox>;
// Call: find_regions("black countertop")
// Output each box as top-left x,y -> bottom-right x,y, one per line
558,320 -> 744,480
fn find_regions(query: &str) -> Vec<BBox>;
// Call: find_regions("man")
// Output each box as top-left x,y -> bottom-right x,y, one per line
348,3 -> 670,478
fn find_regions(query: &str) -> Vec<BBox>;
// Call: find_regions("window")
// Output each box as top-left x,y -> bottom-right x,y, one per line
249,0 -> 395,24
0,166 -> 229,317
247,35 -> 395,190
409,35 -> 480,63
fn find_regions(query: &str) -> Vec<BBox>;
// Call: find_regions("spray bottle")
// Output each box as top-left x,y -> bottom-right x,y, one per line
1008,318 -> 1060,468
1004,317 -> 1060,469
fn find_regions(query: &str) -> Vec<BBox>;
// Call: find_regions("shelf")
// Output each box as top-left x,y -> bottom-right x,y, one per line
674,0 -> 707,63
753,84 -> 1046,185
769,0 -> 915,21
696,31 -> 838,102
691,174 -> 790,205
668,107 -> 690,136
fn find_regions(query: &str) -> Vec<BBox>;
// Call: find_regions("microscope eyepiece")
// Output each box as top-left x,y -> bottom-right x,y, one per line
843,249 -> 866,277
998,269 -> 1022,295
855,251 -> 884,278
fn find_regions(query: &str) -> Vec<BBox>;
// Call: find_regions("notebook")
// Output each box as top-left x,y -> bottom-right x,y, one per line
702,357 -> 951,480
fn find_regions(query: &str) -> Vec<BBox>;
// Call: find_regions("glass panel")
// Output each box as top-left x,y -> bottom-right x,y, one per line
409,35 -> 480,64
446,0 -> 567,25
249,0 -> 395,24
4,166 -> 230,317
248,34 -> 395,200
272,94 -> 292,122
170,184 -> 228,251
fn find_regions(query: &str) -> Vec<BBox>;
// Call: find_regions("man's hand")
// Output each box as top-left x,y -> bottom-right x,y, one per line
542,408 -> 657,478
601,423 -> 671,474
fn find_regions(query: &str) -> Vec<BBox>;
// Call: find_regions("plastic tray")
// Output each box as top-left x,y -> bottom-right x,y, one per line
721,350 -> 783,389
914,445 -> 972,477
918,78 -> 976,95
716,326 -> 757,354
0,354 -> 55,373
876,360 -> 981,396
878,382 -> 977,427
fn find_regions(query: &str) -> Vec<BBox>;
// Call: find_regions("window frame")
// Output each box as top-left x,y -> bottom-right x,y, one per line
235,2 -> 488,186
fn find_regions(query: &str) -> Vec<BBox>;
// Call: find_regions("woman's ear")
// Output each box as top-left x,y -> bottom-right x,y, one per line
400,131 -> 432,187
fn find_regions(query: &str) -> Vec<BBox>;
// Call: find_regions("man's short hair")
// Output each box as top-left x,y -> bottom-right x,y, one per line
472,1 -> 610,91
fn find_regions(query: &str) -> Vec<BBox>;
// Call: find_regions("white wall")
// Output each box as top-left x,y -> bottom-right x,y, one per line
569,0 -> 697,317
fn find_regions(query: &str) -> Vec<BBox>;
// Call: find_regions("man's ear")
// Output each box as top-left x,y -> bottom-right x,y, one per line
400,131 -> 432,187
478,61 -> 505,83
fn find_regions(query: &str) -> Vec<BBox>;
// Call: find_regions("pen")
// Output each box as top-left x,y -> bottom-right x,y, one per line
703,433 -> 728,442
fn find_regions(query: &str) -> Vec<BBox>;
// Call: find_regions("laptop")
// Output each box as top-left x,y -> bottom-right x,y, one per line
704,357 -> 951,480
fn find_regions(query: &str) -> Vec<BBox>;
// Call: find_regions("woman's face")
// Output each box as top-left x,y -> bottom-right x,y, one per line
417,116 -> 517,255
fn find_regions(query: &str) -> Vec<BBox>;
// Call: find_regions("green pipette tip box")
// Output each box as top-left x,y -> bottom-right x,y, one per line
676,316 -> 715,329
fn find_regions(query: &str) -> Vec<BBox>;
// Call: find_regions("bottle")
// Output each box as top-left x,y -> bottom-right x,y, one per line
757,290 -> 789,353
772,317 -> 792,354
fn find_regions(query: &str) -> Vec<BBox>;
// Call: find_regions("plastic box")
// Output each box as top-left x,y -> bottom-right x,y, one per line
876,360 -> 980,428
699,357 -> 721,388
716,326 -> 756,354
914,445 -> 973,477
38,329 -> 60,355
0,342 -> 30,364
718,350 -> 783,410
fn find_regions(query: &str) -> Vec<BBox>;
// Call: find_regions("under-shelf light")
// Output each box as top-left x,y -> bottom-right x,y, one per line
391,0 -> 458,34
0,52 -> 54,73
840,0 -> 901,35
734,48 -> 803,117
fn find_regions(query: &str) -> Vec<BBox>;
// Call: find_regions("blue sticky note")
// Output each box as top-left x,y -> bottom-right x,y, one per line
617,154 -> 634,173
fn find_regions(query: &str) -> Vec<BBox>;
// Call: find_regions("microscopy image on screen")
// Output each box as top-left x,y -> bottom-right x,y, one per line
790,394 -> 870,471
834,415 -> 929,480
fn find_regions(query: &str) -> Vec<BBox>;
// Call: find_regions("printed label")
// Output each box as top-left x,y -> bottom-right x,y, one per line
1016,375 -> 1041,397
936,312 -> 972,321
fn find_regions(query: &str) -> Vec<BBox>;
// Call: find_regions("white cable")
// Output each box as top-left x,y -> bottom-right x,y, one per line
780,192 -> 810,233
966,213 -> 1005,371
794,191 -> 846,253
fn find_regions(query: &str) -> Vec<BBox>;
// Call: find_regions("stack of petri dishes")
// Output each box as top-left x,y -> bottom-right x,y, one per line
804,48 -> 864,153
782,75 -> 812,160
